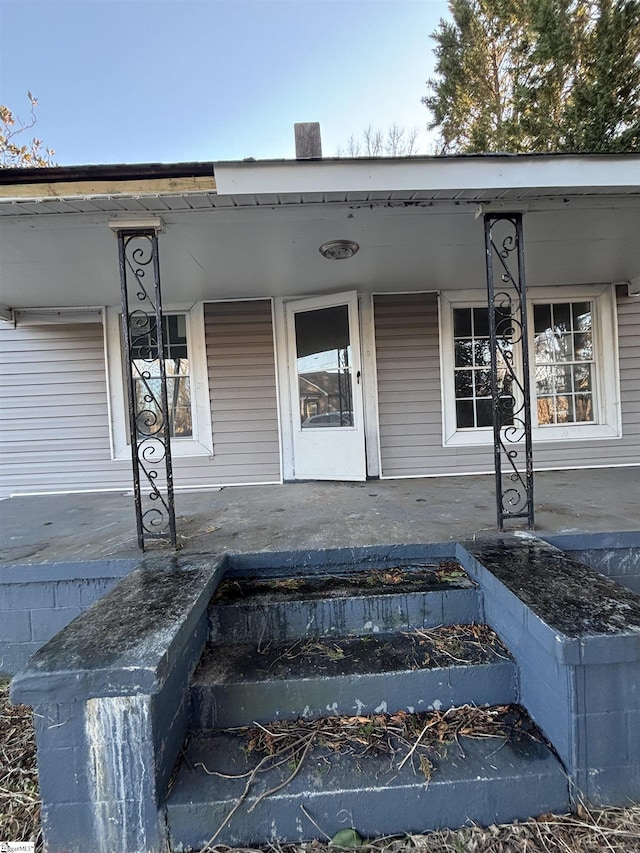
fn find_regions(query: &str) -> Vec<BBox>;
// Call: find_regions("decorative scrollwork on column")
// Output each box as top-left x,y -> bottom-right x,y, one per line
484,213 -> 534,530
117,229 -> 177,550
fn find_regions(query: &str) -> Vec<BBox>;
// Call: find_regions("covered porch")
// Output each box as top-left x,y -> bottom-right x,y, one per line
1,467 -> 638,567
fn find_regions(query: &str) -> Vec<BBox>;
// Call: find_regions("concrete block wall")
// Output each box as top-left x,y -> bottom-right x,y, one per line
545,532 -> 640,595
11,555 -> 224,853
0,560 -> 138,675
459,536 -> 640,806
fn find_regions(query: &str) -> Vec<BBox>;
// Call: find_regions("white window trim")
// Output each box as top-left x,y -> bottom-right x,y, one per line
105,302 -> 214,460
439,284 -> 621,447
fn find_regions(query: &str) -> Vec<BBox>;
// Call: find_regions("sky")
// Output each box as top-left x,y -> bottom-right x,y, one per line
0,0 -> 450,166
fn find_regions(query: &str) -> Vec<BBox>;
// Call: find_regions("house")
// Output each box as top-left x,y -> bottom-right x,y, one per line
1,136 -> 639,537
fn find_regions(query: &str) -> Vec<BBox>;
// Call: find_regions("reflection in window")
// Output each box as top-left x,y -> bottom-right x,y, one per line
295,305 -> 354,428
534,301 -> 594,425
130,313 -> 192,438
453,307 -> 513,428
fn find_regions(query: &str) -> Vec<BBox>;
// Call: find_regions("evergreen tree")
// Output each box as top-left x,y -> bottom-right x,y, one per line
423,0 -> 640,153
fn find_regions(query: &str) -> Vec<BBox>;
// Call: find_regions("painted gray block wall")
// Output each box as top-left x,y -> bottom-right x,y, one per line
0,559 -> 138,675
11,555 -> 224,853
544,532 -> 640,595
459,536 -> 640,806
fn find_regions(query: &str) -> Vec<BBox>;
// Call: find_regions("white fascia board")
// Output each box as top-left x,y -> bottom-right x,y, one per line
214,155 -> 640,197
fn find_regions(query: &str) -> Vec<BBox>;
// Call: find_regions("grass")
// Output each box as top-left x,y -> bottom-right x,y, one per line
2,679 -> 640,852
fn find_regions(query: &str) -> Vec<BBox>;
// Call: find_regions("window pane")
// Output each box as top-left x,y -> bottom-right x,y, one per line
553,303 -> 571,332
475,369 -> 492,397
456,399 -> 474,428
474,340 -> 492,366
454,340 -> 473,367
555,395 -> 574,423
473,308 -> 489,337
167,377 -> 192,436
166,358 -> 189,377
476,399 -> 493,427
534,304 -> 552,334
295,305 -> 353,429
454,308 -> 472,337
455,370 -> 473,397
575,393 -> 593,422
574,332 -> 592,361
554,333 -> 573,362
573,363 -> 592,392
573,303 -> 591,331
537,397 -> 554,425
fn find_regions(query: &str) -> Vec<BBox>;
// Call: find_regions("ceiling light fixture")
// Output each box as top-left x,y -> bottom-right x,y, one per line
319,239 -> 359,260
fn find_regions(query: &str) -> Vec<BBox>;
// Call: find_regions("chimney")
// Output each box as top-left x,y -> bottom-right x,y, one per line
294,122 -> 322,159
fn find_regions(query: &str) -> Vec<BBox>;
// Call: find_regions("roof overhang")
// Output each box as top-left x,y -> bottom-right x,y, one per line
0,153 -> 638,311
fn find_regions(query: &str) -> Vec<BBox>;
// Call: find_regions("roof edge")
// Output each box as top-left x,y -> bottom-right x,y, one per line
0,161 -> 216,186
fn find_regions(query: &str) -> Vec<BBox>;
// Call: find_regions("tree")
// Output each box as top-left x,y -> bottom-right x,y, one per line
423,0 -> 640,153
0,92 -> 55,168
337,123 -> 420,157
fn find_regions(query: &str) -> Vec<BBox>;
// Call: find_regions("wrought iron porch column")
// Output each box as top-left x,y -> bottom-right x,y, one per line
116,227 -> 177,550
484,213 -> 534,530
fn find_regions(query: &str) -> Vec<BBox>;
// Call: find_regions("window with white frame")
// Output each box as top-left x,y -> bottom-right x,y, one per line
130,313 -> 193,438
533,301 -> 595,426
440,285 -> 620,446
106,303 -> 213,459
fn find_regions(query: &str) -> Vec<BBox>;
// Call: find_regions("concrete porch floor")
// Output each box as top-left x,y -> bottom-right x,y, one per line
1,468 -> 638,567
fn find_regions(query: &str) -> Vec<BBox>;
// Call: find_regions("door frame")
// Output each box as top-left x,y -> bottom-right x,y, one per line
274,291 -> 381,481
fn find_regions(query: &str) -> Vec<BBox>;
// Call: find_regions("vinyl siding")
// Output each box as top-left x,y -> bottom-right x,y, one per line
374,292 -> 640,478
203,300 -> 280,484
0,300 -> 281,496
0,323 -> 131,494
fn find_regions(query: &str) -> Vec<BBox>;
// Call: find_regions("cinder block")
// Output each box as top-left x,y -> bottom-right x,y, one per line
38,745 -> 91,804
0,609 -> 31,642
0,642 -> 42,676
78,577 -> 120,606
580,663 -> 640,713
626,710 -> 640,760
34,701 -> 85,750
41,801 -> 97,853
585,762 -> 640,806
582,712 -> 629,767
30,606 -> 84,642
0,582 -> 55,611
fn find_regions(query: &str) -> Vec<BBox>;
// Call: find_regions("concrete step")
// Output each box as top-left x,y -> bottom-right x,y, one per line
209,561 -> 481,644
190,625 -> 517,728
166,706 -> 570,849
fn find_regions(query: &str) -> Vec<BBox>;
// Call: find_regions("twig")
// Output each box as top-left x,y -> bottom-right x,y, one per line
247,731 -> 317,813
397,719 -> 437,770
301,803 -> 332,840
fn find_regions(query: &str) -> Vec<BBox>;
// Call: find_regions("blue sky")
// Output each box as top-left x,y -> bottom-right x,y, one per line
0,0 -> 449,166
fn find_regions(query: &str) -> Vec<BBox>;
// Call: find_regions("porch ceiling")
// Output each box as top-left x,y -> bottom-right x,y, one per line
1,180 -> 639,310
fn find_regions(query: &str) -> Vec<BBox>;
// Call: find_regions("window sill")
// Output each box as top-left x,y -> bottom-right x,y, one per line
111,438 -> 213,461
443,423 -> 621,447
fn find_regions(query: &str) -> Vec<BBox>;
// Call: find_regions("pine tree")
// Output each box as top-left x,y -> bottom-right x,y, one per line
423,0 -> 640,153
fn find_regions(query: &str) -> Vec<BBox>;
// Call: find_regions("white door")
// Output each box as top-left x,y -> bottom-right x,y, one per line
286,291 -> 366,481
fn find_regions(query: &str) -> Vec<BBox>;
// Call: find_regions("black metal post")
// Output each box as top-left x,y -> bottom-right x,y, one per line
484,213 -> 534,530
117,229 -> 177,550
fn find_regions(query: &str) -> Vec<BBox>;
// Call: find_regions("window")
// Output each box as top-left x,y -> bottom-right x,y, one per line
106,303 -> 213,459
440,286 -> 620,446
131,314 -> 193,438
453,307 -> 513,429
533,301 -> 594,426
